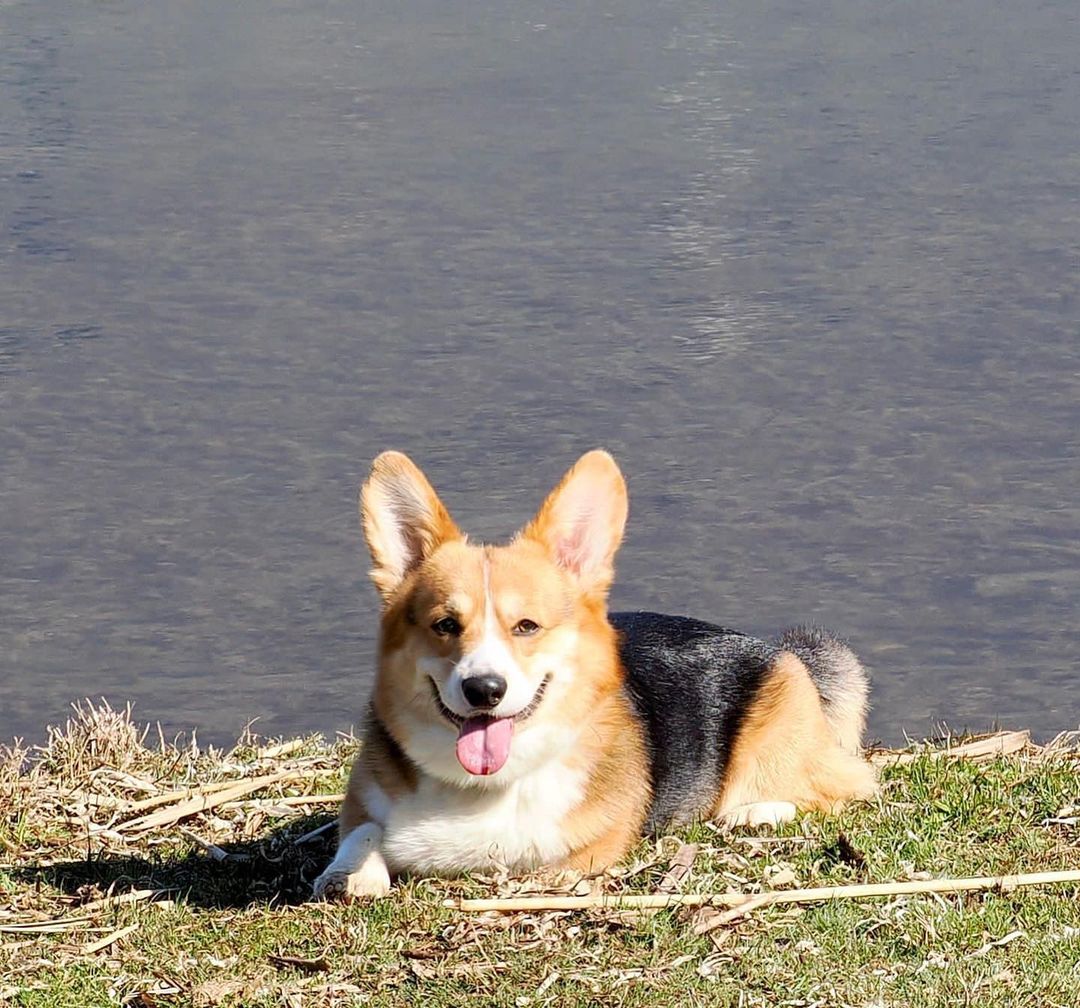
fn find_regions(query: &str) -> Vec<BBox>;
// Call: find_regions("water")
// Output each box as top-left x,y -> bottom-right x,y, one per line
2,0 -> 1078,746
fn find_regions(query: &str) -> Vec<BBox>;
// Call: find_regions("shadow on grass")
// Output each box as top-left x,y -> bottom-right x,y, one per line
13,813 -> 339,910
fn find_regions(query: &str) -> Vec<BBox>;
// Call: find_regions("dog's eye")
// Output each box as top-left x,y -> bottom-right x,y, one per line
431,616 -> 462,637
512,619 -> 541,636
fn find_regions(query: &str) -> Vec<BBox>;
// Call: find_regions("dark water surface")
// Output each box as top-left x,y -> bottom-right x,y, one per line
2,0 -> 1078,745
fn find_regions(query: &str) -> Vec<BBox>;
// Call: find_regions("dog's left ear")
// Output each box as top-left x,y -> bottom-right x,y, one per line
520,449 -> 628,597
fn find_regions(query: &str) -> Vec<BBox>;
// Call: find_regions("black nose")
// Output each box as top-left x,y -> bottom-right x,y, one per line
461,675 -> 507,709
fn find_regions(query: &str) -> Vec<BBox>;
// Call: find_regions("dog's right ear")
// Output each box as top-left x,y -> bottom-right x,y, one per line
519,449 -> 628,599
360,451 -> 462,600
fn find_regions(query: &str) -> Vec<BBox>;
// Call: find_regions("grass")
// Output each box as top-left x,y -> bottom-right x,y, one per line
1,703 -> 1078,1007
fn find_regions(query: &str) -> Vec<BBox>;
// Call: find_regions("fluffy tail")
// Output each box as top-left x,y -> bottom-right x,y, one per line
775,627 -> 869,754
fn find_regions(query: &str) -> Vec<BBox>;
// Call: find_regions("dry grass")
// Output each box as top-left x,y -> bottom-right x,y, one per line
2,704 -> 1079,1007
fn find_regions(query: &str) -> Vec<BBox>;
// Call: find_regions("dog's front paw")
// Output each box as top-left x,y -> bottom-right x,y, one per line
312,862 -> 392,902
718,800 -> 797,830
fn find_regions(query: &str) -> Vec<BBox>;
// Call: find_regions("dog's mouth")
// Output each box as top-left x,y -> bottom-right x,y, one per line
429,675 -> 551,777
429,674 -> 551,728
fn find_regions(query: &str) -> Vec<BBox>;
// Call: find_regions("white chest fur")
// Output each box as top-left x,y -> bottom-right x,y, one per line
377,760 -> 586,875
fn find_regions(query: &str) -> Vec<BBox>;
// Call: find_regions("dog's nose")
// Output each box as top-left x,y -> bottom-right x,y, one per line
461,675 -> 507,709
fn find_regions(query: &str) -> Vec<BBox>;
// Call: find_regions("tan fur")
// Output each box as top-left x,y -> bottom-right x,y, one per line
316,450 -> 875,900
715,652 -> 878,819
338,721 -> 418,839
554,622 -> 651,873
338,778 -> 368,838
330,449 -> 652,883
358,527 -> 652,864
559,697 -> 650,873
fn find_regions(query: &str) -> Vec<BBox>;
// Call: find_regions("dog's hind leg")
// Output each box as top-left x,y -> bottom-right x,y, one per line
718,800 -> 798,829
714,652 -> 877,828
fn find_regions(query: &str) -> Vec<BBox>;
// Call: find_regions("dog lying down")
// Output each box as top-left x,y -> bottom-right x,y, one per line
313,450 -> 877,899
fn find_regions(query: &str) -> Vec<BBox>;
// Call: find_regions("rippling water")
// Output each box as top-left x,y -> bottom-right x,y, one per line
2,0 -> 1078,744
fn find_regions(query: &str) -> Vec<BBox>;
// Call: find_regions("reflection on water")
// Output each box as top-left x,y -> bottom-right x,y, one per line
1,0 -> 1078,744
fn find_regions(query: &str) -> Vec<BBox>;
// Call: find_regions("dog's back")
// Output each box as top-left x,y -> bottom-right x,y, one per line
612,611 -> 873,832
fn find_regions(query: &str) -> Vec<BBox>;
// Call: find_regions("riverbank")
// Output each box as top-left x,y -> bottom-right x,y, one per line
2,703 -> 1078,1007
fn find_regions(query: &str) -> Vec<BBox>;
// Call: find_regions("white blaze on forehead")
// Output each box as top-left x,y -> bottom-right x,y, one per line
464,556 -> 519,677
442,555 -> 534,716
482,556 -> 500,638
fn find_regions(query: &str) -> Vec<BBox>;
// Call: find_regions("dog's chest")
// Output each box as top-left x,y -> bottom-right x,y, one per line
380,762 -> 585,874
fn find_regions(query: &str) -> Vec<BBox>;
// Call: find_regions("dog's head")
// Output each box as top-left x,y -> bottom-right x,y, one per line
361,450 -> 628,787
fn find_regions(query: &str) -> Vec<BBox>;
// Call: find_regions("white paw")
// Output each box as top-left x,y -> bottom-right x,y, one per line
312,861 -> 392,901
312,821 -> 390,902
719,800 -> 797,830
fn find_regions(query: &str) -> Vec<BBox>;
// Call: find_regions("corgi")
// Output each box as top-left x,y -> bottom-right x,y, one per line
312,449 -> 877,899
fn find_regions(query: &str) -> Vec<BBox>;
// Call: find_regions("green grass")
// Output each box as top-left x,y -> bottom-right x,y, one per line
2,705 -> 1078,1007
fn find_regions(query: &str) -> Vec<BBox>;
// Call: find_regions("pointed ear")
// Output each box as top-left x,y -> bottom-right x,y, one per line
360,451 -> 462,599
520,450 -> 628,596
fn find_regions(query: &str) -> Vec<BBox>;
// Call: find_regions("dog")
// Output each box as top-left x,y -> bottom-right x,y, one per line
312,449 -> 877,899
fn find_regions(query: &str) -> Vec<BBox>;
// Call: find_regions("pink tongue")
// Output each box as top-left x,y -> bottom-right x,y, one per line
456,717 -> 514,776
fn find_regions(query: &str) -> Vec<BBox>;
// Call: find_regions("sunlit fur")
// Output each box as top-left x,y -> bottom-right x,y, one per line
311,450 -> 649,893
312,450 -> 876,900
373,537 -> 636,795
714,652 -> 878,822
